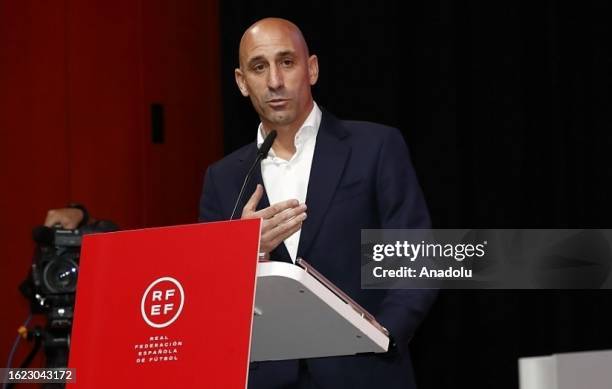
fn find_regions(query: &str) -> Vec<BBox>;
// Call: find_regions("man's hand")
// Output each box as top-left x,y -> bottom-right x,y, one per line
44,208 -> 84,229
242,184 -> 307,257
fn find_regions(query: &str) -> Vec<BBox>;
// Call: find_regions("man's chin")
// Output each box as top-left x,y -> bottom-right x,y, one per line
266,112 -> 295,127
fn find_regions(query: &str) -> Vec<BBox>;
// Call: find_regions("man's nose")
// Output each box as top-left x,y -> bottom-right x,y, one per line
267,64 -> 284,90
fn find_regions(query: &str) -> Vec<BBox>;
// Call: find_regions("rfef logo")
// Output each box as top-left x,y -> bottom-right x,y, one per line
141,277 -> 185,328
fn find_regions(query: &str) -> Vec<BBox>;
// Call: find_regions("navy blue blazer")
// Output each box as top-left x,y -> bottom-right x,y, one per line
199,110 -> 437,389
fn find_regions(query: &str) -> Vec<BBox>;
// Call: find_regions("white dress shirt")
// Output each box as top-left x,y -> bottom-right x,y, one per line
256,102 -> 322,262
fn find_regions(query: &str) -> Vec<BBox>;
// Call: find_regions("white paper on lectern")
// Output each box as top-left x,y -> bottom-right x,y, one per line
250,260 -> 389,362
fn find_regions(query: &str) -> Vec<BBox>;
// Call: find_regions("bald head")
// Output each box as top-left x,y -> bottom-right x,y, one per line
234,17 -> 319,135
238,18 -> 310,69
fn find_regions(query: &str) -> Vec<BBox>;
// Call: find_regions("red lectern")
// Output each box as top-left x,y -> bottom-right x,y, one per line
67,219 -> 261,389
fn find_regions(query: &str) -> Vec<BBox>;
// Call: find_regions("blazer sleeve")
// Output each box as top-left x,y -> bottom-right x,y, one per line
373,127 -> 438,353
199,166 -> 225,222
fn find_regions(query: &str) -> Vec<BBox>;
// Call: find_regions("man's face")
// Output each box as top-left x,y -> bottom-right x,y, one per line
235,22 -> 318,131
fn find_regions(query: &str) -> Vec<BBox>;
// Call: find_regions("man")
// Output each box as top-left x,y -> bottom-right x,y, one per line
199,18 -> 436,389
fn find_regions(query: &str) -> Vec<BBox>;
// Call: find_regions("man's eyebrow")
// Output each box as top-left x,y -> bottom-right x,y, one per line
246,50 -> 297,68
246,55 -> 266,67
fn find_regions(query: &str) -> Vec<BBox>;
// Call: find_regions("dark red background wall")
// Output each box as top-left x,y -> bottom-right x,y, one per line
0,0 -> 221,370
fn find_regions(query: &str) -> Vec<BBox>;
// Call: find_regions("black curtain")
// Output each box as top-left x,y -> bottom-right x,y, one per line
218,1 -> 612,388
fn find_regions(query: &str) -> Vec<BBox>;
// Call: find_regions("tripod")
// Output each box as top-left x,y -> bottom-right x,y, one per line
41,326 -> 70,389
5,320 -> 71,389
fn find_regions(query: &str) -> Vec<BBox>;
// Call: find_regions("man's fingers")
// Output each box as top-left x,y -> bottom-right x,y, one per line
254,198 -> 301,220
242,193 -> 307,254
242,184 -> 264,216
262,219 -> 305,252
261,204 -> 307,233
260,212 -> 307,251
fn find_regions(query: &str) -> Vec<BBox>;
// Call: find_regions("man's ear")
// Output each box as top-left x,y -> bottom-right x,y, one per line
235,68 -> 249,97
308,55 -> 319,85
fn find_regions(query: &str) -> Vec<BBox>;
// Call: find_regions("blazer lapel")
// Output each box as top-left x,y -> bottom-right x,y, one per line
297,111 -> 350,260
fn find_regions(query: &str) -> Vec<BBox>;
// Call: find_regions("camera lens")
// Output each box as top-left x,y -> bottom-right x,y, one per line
43,257 -> 79,293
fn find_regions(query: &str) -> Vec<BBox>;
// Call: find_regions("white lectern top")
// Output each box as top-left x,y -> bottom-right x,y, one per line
249,259 -> 389,362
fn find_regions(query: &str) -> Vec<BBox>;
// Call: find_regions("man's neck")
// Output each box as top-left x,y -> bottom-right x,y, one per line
262,101 -> 314,161
271,130 -> 297,160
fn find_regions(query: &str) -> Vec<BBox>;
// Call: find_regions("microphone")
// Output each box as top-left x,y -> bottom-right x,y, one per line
230,130 -> 277,220
257,129 -> 277,159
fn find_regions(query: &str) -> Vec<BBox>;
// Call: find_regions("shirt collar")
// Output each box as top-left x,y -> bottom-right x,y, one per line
256,102 -> 322,152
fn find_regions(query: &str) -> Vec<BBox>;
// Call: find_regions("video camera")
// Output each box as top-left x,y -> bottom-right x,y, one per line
13,220 -> 118,380
21,222 -> 118,327
19,221 -> 119,371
